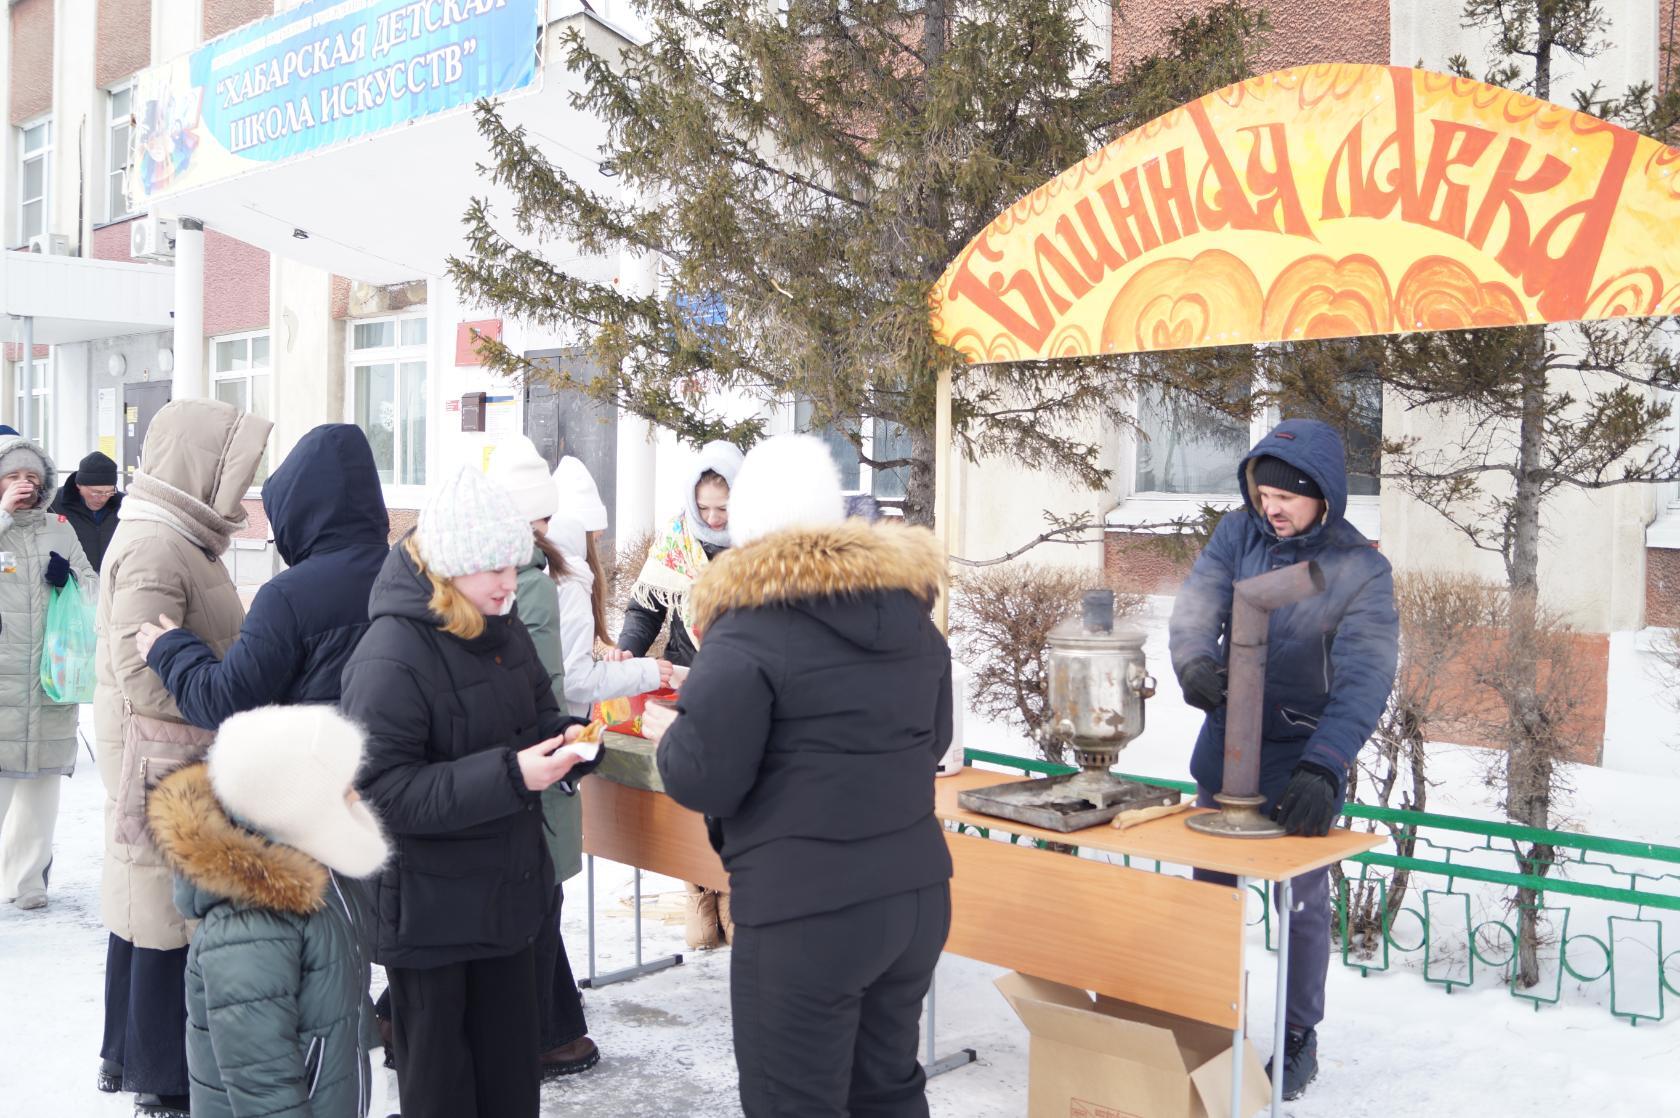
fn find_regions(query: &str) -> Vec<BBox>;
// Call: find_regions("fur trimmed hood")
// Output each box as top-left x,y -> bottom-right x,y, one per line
691,520 -> 945,631
148,763 -> 329,916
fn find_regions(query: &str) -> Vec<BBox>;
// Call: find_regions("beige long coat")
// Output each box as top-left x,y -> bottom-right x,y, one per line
94,399 -> 270,949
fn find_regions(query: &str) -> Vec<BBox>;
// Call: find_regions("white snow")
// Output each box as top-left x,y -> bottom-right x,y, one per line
5,640 -> 1678,1117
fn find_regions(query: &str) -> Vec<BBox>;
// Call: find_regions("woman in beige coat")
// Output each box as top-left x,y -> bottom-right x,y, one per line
93,398 -> 270,1118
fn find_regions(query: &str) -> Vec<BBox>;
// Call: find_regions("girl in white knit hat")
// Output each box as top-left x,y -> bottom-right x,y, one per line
338,466 -> 599,1118
490,437 -> 671,1080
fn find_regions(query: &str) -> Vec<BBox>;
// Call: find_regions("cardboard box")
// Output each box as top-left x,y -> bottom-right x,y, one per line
996,972 -> 1271,1118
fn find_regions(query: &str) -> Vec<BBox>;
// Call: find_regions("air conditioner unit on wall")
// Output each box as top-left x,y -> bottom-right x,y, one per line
130,215 -> 177,262
26,233 -> 70,255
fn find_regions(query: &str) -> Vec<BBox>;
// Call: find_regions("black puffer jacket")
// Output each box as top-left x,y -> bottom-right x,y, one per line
339,538 -> 589,969
48,472 -> 123,572
656,522 -> 953,927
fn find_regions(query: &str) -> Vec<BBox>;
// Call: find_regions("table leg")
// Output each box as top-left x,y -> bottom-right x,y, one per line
1270,877 -> 1293,1118
922,961 -> 978,1079
577,861 -> 685,989
1232,874 -> 1247,1118
587,853 -> 597,983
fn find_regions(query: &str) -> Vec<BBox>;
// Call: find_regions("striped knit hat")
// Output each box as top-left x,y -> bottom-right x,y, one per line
416,467 -> 533,578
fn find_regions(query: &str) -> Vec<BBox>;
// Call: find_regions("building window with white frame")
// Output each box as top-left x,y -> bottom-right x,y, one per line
793,399 -> 913,504
108,87 -> 134,222
211,330 -> 272,483
13,357 -> 51,453
18,117 -> 51,246
349,313 -> 429,488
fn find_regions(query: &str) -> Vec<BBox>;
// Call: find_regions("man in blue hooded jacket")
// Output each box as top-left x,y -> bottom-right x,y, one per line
1169,418 -> 1397,1101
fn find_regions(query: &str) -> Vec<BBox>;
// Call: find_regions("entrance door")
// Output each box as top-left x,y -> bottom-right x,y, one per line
524,349 -> 618,554
121,381 -> 172,486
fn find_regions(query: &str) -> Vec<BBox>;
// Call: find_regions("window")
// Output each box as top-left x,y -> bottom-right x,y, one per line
108,87 -> 133,222
18,118 -> 50,246
211,331 -> 273,484
1134,388 -> 1250,495
1133,362 -> 1383,498
13,358 -> 50,453
793,400 -> 911,503
349,313 -> 428,487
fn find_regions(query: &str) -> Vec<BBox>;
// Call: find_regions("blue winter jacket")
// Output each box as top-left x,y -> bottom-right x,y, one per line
147,424 -> 390,727
1168,419 -> 1398,807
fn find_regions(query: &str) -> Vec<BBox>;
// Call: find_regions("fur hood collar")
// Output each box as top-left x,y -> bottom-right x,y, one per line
148,764 -> 329,916
691,521 -> 945,630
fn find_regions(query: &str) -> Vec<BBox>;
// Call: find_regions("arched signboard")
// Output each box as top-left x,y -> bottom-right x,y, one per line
930,63 -> 1680,363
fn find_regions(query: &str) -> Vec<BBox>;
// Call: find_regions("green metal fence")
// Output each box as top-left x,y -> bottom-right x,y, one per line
959,748 -> 1680,1025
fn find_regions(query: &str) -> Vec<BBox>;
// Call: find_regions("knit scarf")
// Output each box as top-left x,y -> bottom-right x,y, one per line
629,512 -> 712,646
122,472 -> 246,557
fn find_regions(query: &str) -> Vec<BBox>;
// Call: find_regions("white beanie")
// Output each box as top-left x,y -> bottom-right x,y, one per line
208,705 -> 389,879
416,466 -> 533,577
727,433 -> 847,547
488,435 -> 558,523
553,455 -> 608,533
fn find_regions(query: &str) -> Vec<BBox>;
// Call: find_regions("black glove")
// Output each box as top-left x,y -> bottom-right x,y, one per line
43,552 -> 70,589
1273,762 -> 1341,837
1177,656 -> 1227,712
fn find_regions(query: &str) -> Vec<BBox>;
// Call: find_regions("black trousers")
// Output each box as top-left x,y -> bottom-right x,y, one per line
387,947 -> 541,1118
731,882 -> 951,1118
99,933 -> 190,1096
533,883 -> 589,1049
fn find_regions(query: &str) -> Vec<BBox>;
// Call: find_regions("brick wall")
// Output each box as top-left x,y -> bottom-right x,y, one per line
1418,630 -> 1609,765
1113,0 -> 1390,73
96,0 -> 152,88
203,0 -> 272,40
1104,530 -> 1196,596
91,217 -> 140,261
1647,548 -> 1680,629
9,0 -> 53,125
204,230 -> 271,337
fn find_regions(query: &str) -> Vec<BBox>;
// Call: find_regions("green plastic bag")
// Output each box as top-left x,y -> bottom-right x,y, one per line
40,576 -> 97,705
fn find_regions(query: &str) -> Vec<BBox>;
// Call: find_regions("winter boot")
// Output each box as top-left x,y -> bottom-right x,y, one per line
540,1035 -> 601,1079
683,882 -> 722,950
133,1093 -> 191,1118
96,1059 -> 123,1093
1265,1027 -> 1318,1101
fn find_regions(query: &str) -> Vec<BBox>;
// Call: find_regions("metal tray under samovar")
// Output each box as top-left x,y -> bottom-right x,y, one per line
958,591 -> 1181,833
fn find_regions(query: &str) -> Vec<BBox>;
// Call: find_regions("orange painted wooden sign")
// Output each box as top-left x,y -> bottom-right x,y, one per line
931,64 -> 1680,363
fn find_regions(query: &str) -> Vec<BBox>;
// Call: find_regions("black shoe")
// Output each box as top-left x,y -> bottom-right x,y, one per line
133,1093 -> 191,1117
97,1059 -> 123,1093
1265,1027 -> 1319,1101
539,1036 -> 600,1079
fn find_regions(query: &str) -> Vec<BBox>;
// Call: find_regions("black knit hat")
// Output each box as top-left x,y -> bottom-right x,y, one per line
76,451 -> 118,487
1251,455 -> 1323,500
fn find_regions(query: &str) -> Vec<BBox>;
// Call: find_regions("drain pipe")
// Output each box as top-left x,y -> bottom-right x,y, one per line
1186,559 -> 1325,839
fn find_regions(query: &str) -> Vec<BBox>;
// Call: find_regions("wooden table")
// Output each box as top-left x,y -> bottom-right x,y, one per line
936,768 -> 1382,1118
580,761 -> 1381,1118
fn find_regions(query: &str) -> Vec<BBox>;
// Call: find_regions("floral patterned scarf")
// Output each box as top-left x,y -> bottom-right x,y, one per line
629,512 -> 712,645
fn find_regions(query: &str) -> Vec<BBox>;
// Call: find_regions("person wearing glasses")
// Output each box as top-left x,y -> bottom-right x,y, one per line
50,451 -> 124,573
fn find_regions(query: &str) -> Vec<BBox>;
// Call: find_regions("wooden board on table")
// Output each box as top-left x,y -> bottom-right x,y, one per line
944,830 -> 1244,1029
582,776 -> 730,893
938,768 -> 1382,882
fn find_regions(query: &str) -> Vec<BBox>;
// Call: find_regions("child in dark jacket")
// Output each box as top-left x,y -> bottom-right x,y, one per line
338,466 -> 596,1118
148,704 -> 390,1118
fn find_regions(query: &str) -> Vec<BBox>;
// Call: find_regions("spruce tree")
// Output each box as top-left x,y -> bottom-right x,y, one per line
450,0 -> 1267,525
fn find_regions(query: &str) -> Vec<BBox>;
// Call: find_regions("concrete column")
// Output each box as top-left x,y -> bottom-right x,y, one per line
172,218 -> 206,399
614,247 -> 659,539
19,316 -> 34,440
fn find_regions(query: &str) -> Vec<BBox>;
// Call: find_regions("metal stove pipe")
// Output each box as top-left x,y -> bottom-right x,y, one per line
1222,560 -> 1326,796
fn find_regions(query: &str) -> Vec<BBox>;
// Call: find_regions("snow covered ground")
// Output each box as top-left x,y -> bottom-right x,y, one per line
5,619 -> 1678,1118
